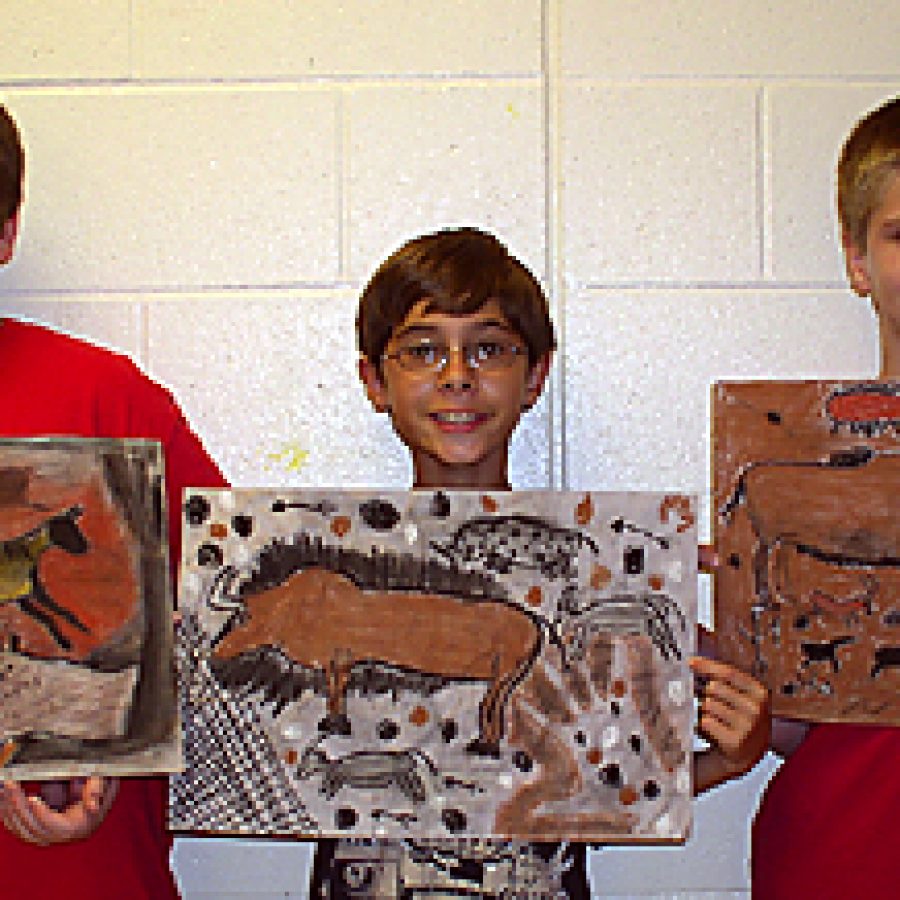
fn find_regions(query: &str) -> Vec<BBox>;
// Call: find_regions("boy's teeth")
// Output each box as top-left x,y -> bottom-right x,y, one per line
435,412 -> 478,423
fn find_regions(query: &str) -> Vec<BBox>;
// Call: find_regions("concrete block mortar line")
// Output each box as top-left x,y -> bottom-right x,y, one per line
544,0 -> 565,491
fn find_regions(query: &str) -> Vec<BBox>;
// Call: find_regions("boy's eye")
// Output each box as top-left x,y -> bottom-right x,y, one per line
472,340 -> 505,362
403,343 -> 442,365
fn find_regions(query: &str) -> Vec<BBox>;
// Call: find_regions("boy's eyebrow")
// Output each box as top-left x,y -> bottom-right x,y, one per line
392,318 -> 517,341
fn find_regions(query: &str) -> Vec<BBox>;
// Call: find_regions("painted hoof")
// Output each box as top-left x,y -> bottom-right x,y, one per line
464,738 -> 501,759
318,713 -> 352,736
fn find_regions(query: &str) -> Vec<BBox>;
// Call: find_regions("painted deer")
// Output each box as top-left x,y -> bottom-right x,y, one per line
211,567 -> 544,756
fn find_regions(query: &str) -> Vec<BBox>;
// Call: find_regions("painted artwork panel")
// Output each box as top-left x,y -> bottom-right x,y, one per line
713,380 -> 899,723
172,490 -> 697,842
0,438 -> 176,778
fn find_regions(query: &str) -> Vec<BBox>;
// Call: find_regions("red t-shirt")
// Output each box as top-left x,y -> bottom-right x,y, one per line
752,723 -> 900,899
0,318 -> 226,899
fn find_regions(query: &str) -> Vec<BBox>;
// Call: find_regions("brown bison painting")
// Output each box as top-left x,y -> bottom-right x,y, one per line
172,489 -> 697,842
714,380 -> 899,724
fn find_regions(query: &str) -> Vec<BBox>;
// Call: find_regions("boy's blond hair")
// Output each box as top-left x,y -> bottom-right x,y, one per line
0,103 -> 24,223
837,95 -> 900,250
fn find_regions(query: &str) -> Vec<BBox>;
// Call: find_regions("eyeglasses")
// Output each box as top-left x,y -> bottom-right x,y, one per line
382,339 -> 527,374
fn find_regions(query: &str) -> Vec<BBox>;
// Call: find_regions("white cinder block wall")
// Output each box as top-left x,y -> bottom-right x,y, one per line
1,2 -> 894,897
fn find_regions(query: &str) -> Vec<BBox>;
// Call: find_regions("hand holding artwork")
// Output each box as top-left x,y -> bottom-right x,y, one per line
690,656 -> 771,793
0,776 -> 118,845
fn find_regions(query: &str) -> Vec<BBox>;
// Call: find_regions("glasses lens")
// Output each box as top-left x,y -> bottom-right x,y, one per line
390,341 -> 522,372
398,342 -> 443,371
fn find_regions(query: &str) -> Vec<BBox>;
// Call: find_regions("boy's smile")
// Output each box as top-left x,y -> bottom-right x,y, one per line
845,172 -> 900,377
360,299 -> 550,490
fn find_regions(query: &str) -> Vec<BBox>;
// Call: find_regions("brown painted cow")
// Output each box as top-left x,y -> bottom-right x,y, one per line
212,567 -> 544,755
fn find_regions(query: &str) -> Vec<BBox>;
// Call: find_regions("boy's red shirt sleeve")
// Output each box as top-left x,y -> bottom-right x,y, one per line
0,318 -> 227,899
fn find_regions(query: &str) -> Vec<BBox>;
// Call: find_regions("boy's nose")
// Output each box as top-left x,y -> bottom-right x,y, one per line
438,346 -> 475,390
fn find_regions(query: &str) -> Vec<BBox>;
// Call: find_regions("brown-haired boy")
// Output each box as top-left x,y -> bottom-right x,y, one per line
752,95 -> 900,900
310,226 -> 770,897
0,100 -> 225,899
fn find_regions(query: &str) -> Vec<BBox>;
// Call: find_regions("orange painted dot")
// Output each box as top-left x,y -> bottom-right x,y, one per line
209,523 -> 228,538
409,705 -> 430,726
575,493 -> 593,526
481,495 -> 498,513
525,586 -> 543,607
612,679 -> 627,698
331,516 -> 352,537
285,749 -> 298,765
591,565 -> 612,590
586,748 -> 602,765
619,785 -> 639,806
648,574 -> 664,591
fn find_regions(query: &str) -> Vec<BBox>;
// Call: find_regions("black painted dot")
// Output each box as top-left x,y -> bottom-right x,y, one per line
629,734 -> 642,754
335,807 -> 357,829
197,543 -> 224,567
231,515 -> 253,538
600,764 -> 623,788
377,719 -> 399,741
430,491 -> 451,517
766,411 -> 782,425
359,499 -> 401,531
624,546 -> 644,575
610,518 -> 625,534
610,701 -> 621,716
574,730 -> 587,746
794,614 -> 810,630
728,553 -> 741,569
441,719 -> 458,743
643,780 -> 660,800
512,750 -> 533,773
782,682 -> 797,696
442,808 -> 467,833
184,495 -> 211,526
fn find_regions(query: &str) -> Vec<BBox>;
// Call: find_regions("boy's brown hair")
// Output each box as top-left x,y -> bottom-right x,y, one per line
837,95 -> 900,250
357,227 -> 556,372
0,103 -> 24,224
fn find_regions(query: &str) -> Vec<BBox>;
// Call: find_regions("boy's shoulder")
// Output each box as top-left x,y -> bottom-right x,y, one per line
3,316 -> 145,383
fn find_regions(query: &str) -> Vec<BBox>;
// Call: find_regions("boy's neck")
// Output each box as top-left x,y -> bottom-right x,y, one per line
412,462 -> 512,492
881,322 -> 899,379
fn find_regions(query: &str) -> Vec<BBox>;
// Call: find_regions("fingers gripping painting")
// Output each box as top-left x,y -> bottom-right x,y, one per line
172,491 -> 696,841
714,381 -> 899,723
0,439 -> 176,778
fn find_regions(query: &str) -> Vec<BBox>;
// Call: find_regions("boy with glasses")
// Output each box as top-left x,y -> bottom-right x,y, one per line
311,226 -> 770,897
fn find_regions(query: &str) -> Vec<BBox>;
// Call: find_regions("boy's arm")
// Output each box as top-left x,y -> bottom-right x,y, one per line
771,718 -> 810,757
690,656 -> 771,794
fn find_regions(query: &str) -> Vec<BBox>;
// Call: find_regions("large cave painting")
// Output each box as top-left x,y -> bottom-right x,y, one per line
0,439 -> 175,778
172,490 -> 696,842
714,381 -> 899,724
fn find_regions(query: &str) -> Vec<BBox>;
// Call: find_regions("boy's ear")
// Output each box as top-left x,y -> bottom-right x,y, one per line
0,211 -> 20,265
841,228 -> 872,298
523,351 -> 552,409
358,356 -> 390,413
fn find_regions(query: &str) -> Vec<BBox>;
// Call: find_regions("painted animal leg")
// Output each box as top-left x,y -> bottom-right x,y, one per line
33,577 -> 90,634
469,641 -> 541,758
467,652 -> 505,757
319,652 -> 353,736
18,597 -> 73,650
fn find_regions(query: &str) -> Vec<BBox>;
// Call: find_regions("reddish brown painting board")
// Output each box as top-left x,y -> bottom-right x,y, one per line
713,380 -> 899,724
172,489 -> 697,842
0,438 -> 177,779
